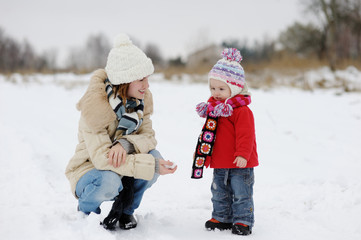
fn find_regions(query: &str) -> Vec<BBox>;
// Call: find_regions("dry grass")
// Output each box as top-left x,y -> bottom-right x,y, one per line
154,55 -> 361,91
2,56 -> 359,92
158,55 -> 361,77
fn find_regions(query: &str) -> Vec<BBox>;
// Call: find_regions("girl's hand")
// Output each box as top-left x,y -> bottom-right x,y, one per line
108,143 -> 127,168
159,159 -> 177,175
233,156 -> 247,168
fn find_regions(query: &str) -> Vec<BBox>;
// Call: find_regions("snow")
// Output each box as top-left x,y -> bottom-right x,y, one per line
1,71 -> 361,240
302,66 -> 361,91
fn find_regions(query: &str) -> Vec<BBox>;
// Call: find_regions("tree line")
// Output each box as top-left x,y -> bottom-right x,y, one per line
0,0 -> 360,73
0,28 -> 57,73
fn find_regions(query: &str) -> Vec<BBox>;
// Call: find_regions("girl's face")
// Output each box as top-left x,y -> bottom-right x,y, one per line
127,77 -> 150,99
210,78 -> 231,101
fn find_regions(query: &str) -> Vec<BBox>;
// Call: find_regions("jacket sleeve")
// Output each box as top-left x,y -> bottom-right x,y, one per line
234,107 -> 256,161
81,118 -> 155,180
122,90 -> 157,153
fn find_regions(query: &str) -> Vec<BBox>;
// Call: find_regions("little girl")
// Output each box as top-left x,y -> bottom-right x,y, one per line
191,48 -> 259,236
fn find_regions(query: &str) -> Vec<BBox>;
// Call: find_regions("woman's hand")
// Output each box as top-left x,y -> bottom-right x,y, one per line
108,143 -> 127,168
158,159 -> 177,175
233,156 -> 247,168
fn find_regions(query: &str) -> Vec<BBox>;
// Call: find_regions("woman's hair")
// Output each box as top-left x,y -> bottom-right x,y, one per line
113,83 -> 130,105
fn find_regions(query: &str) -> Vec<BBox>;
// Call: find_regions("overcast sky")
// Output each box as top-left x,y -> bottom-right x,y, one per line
0,0 -> 307,64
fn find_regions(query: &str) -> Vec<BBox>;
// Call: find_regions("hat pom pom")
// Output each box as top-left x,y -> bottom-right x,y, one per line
196,102 -> 208,118
221,48 -> 242,63
214,103 -> 233,117
113,33 -> 132,47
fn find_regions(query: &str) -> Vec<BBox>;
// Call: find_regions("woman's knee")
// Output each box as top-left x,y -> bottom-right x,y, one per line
100,171 -> 123,193
76,170 -> 122,201
85,170 -> 123,200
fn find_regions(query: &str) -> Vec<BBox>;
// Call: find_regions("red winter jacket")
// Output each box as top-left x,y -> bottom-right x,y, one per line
205,105 -> 258,169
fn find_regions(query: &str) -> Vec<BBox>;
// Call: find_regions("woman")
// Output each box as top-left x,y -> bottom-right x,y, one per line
65,33 -> 177,230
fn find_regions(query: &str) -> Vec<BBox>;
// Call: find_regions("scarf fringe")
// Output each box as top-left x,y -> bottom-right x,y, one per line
196,95 -> 250,118
214,103 -> 233,117
196,102 -> 208,118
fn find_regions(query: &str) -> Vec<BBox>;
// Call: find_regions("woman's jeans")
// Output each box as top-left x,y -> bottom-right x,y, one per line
211,168 -> 255,227
75,150 -> 161,215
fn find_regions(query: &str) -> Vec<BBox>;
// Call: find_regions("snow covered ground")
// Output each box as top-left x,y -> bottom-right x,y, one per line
1,71 -> 361,240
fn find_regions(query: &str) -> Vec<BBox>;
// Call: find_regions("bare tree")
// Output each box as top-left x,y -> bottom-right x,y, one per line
41,49 -> 58,72
0,27 -> 58,73
344,0 -> 361,57
66,47 -> 85,71
84,33 -> 110,70
66,33 -> 110,72
306,0 -> 361,69
144,42 -> 163,66
0,29 -> 21,72
20,40 -> 36,70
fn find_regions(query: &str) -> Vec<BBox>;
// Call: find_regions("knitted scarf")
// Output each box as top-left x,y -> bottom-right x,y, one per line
191,95 -> 251,179
105,79 -> 144,142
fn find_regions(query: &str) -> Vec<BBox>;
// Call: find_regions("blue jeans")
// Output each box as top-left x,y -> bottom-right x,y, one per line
211,168 -> 255,227
75,150 -> 161,215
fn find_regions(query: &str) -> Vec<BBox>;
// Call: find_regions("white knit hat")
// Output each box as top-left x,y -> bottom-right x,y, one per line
105,34 -> 154,85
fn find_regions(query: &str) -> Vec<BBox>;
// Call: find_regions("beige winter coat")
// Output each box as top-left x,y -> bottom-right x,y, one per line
65,69 -> 157,197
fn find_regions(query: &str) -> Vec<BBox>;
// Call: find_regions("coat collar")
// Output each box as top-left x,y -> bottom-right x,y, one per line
76,69 -> 116,131
76,69 -> 153,131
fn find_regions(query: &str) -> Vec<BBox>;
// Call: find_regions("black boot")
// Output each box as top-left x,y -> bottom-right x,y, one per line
232,224 -> 252,235
119,214 -> 137,230
119,176 -> 135,208
101,195 -> 123,230
205,218 -> 232,230
101,177 -> 135,230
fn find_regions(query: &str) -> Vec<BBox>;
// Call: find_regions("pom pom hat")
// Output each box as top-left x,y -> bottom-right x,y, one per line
105,34 -> 154,85
208,48 -> 249,97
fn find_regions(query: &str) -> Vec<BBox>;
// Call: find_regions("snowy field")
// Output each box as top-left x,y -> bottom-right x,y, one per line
1,71 -> 361,240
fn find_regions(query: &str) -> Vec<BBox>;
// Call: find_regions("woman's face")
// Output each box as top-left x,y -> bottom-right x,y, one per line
210,78 -> 231,101
127,77 -> 150,99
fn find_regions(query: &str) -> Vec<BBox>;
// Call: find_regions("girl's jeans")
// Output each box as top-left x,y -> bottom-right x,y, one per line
75,149 -> 161,215
211,168 -> 255,227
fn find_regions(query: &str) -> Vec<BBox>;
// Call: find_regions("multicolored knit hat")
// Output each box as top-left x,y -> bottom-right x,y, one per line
208,48 -> 249,97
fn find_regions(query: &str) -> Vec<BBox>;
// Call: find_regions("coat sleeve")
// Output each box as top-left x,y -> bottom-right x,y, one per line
81,119 -> 155,180
234,107 -> 256,161
122,90 -> 157,154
